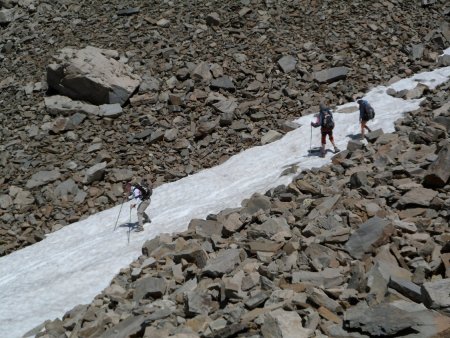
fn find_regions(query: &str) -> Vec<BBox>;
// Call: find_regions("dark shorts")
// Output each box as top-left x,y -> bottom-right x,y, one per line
321,128 -> 334,144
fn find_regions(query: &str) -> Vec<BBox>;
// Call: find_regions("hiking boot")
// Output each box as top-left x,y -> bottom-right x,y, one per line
135,226 -> 144,232
334,147 -> 340,153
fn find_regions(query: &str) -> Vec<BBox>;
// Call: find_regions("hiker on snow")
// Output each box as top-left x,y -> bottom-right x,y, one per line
357,99 -> 374,140
311,103 -> 340,157
124,178 -> 153,232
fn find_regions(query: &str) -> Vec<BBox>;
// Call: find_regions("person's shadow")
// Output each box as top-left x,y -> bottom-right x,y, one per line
118,222 -> 139,231
346,133 -> 362,140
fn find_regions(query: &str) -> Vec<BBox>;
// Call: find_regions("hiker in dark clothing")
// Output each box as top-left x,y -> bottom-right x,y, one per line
311,104 -> 340,157
124,178 -> 153,232
357,99 -> 373,140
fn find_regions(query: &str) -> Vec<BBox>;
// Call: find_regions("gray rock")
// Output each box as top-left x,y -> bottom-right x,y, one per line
191,62 -> 212,83
245,291 -> 269,310
421,279 -> 450,313
213,100 -> 237,114
203,249 -> 245,277
250,216 -> 291,239
278,55 -> 297,73
388,276 -> 422,303
261,130 -> 282,145
0,8 -> 15,24
261,309 -> 312,338
349,171 -> 368,189
185,291 -> 218,316
345,217 -> 395,259
292,268 -> 344,288
242,193 -> 271,214
98,103 -> 123,117
99,315 -> 148,338
210,76 -> 235,91
133,277 -> 166,302
347,139 -> 364,152
84,162 -> 107,184
206,12 -> 220,26
344,302 -> 417,336
438,54 -> 450,66
47,46 -> 141,105
314,67 -> 349,83
0,194 -> 13,209
54,179 -> 79,199
365,129 -> 384,143
397,187 -> 438,208
109,168 -> 134,183
188,219 -> 223,238
423,144 -> 450,188
44,95 -> 100,116
410,44 -> 424,60
117,7 -> 140,16
173,248 -> 209,268
26,170 -> 61,189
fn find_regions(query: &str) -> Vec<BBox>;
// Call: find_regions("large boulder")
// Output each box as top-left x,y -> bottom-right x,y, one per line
423,144 -> 450,188
47,46 -> 141,106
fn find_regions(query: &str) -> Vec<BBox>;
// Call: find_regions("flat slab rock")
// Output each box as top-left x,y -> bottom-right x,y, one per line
345,217 -> 395,259
47,46 -> 141,106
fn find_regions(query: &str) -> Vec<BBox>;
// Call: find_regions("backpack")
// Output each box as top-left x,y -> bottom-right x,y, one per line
135,183 -> 152,200
362,101 -> 375,120
321,109 -> 335,129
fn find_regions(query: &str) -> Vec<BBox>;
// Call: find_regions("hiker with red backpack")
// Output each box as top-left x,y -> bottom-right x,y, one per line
124,177 -> 153,232
311,103 -> 340,158
357,99 -> 375,140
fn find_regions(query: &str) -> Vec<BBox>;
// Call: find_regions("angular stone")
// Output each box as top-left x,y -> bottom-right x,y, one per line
278,55 -> 297,73
188,219 -> 223,238
344,302 -> 417,336
423,144 -> 450,188
314,67 -> 349,83
388,276 -> 422,303
210,76 -> 235,91
84,162 -> 107,184
291,268 -> 344,288
345,217 -> 395,259
185,291 -> 218,316
99,315 -> 147,338
191,62 -> 212,83
202,249 -> 245,277
0,8 -> 15,24
44,95 -> 100,116
242,193 -> 271,214
347,139 -> 364,151
421,279 -> 450,313
261,130 -> 282,145
213,100 -> 237,114
365,129 -> 384,143
261,309 -> 312,338
47,46 -> 141,105
248,241 -> 284,253
398,187 -> 438,208
349,171 -> 369,189
109,168 -> 134,183
250,217 -> 291,239
133,277 -> 166,302
26,170 -> 61,189
245,291 -> 269,310
98,103 -> 123,117
206,12 -> 220,26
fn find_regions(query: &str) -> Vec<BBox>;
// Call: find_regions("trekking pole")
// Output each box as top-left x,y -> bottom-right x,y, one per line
113,197 -> 125,231
309,125 -> 312,152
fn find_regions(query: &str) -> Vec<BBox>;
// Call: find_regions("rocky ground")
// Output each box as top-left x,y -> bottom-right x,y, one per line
32,81 -> 450,337
1,0 -> 450,256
